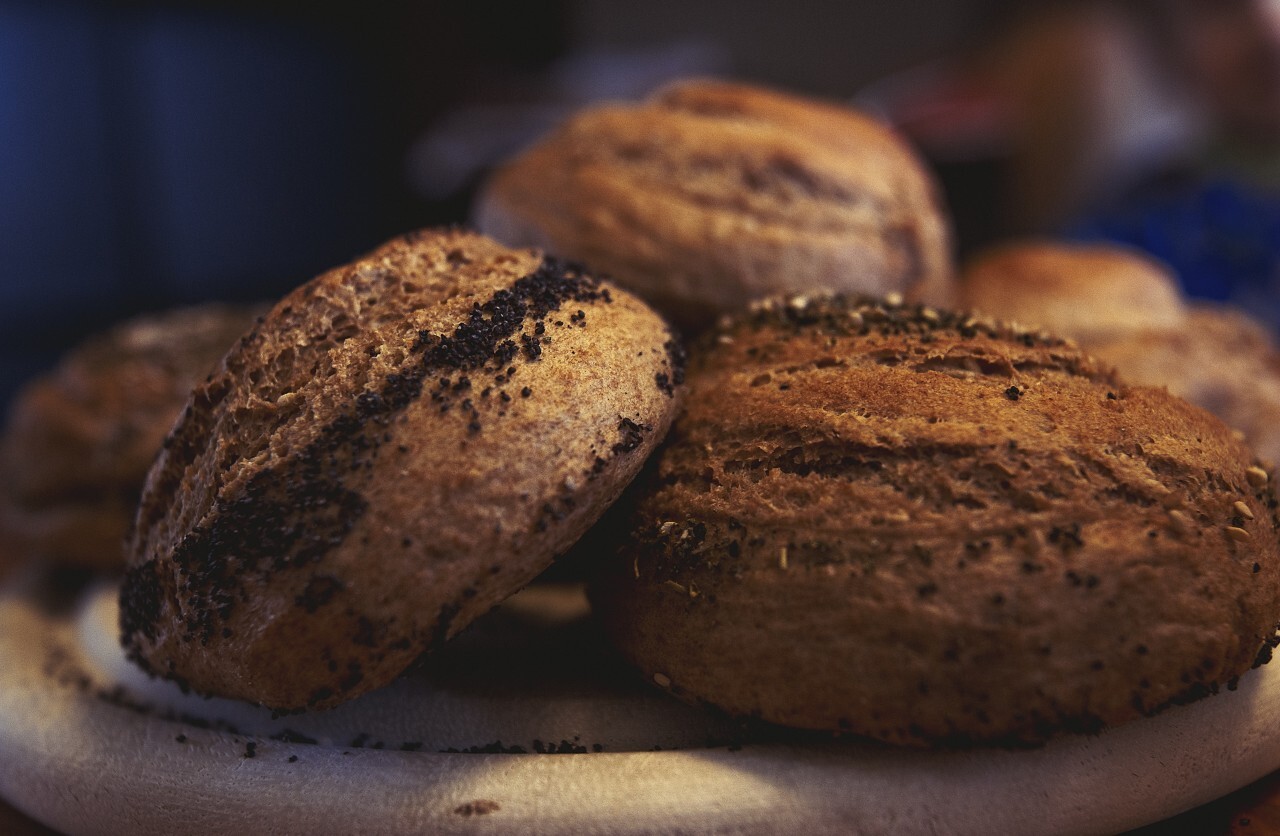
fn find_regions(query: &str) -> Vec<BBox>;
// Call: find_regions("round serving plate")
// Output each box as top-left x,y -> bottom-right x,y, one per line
2,573 -> 1280,835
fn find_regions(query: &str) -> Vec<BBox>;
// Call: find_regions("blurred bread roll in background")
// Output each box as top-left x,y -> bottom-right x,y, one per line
0,304 -> 263,574
476,78 -> 954,330
958,242 -> 1185,341
960,241 -> 1280,464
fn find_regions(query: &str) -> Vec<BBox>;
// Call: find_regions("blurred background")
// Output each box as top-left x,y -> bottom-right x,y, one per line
2,0 -> 1279,408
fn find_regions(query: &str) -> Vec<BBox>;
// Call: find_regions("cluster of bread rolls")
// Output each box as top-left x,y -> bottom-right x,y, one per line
5,78 -> 1278,749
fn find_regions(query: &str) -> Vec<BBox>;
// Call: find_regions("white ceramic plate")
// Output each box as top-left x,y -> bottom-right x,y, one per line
2,575 -> 1280,835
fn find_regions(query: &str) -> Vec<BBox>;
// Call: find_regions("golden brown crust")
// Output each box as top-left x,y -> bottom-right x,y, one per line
960,242 -> 1280,467
0,304 -> 263,571
959,241 -> 1186,341
591,295 -> 1280,747
1081,304 -> 1280,467
120,229 -> 684,711
476,78 -> 954,328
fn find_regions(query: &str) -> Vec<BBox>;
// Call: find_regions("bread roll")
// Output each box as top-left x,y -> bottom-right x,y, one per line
0,304 -> 263,572
592,294 -> 1280,746
476,78 -> 954,329
960,241 -> 1280,464
959,241 -> 1185,342
120,228 -> 685,711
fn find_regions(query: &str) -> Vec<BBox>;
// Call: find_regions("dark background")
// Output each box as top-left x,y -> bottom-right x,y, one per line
4,0 -> 1277,408
0,0 -> 989,407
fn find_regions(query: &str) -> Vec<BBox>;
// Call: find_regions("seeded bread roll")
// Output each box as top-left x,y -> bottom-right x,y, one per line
591,295 -> 1280,747
475,78 -> 954,329
0,304 -> 263,573
959,241 -> 1186,342
960,241 -> 1280,465
120,229 -> 684,711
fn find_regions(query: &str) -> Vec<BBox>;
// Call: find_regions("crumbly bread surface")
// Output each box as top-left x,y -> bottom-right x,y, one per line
591,295 -> 1280,746
120,229 -> 684,710
0,304 -> 262,571
476,78 -> 953,328
959,241 -> 1186,342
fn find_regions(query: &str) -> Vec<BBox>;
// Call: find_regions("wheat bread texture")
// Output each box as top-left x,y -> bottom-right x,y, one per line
591,295 -> 1280,746
476,78 -> 953,328
1083,305 -> 1280,466
120,228 -> 684,711
961,241 -> 1280,465
0,304 -> 262,573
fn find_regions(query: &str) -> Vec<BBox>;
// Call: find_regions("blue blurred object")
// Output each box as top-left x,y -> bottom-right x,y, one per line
0,2 -> 390,407
0,4 -> 122,323
126,12 -> 373,301
1068,175 -> 1280,327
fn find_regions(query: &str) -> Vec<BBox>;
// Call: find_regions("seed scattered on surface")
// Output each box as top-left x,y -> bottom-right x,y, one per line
653,672 -> 672,688
1247,466 -> 1270,487
1227,526 -> 1252,542
884,292 -> 904,307
779,547 -> 789,570
1168,510 -> 1192,534
1234,501 -> 1255,521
